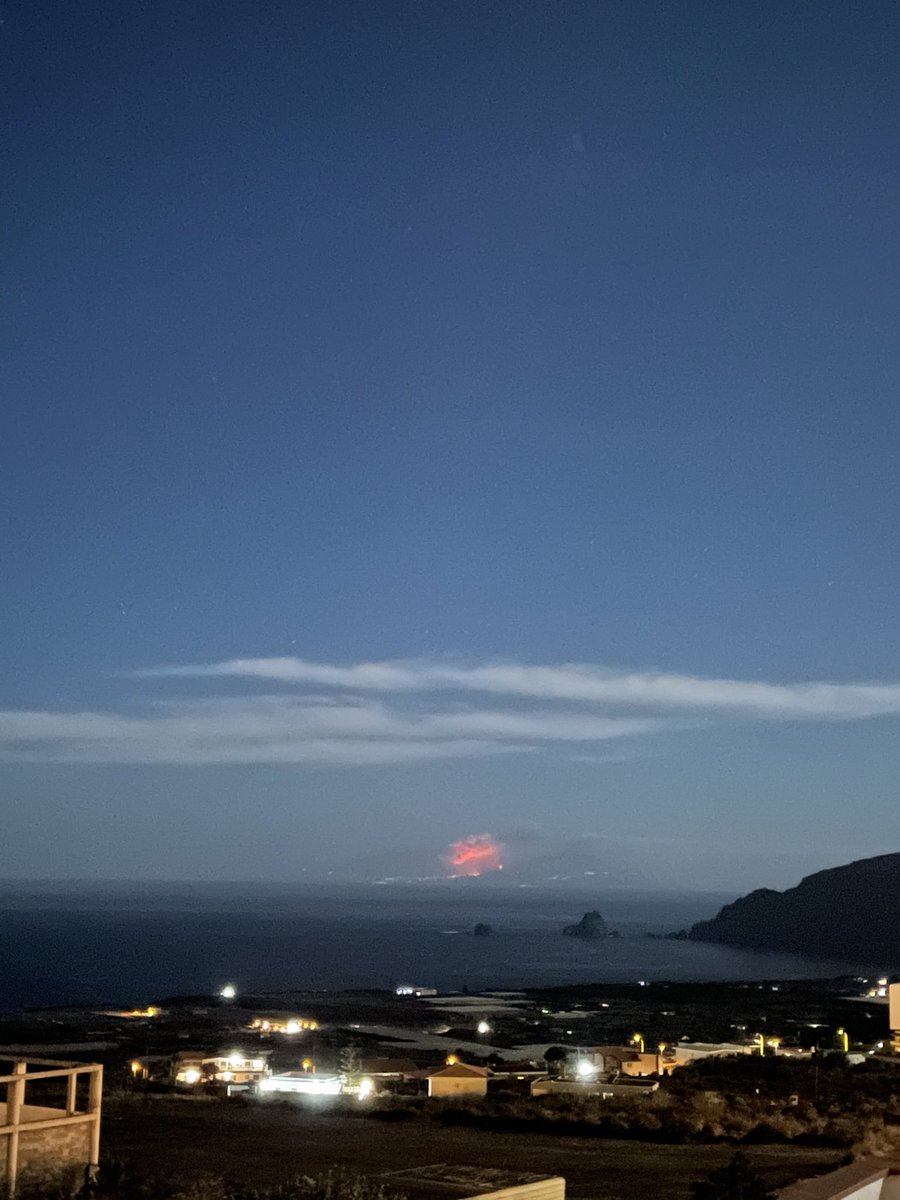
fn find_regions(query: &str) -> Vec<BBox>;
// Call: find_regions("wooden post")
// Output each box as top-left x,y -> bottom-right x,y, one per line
66,1069 -> 78,1116
6,1060 -> 27,1195
87,1066 -> 103,1171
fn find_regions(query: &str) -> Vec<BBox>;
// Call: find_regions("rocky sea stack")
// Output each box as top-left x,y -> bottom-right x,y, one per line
563,910 -> 609,939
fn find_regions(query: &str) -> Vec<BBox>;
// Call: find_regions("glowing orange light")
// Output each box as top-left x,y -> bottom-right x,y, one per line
447,834 -> 503,876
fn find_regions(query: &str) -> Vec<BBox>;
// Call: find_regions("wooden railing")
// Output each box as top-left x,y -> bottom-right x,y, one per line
0,1058 -> 102,1194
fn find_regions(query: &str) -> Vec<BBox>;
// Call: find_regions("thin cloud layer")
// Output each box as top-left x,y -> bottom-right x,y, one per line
0,695 -> 660,766
5,654 -> 900,766
142,656 -> 900,719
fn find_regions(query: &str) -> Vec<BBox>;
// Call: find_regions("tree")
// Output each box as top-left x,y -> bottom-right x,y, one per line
690,1154 -> 776,1200
338,1044 -> 361,1077
543,1046 -> 570,1076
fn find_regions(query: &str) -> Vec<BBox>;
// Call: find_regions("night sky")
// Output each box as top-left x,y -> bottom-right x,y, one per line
3,1 -> 900,889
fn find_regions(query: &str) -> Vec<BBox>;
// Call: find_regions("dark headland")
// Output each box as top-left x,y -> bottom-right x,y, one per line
689,851 -> 900,961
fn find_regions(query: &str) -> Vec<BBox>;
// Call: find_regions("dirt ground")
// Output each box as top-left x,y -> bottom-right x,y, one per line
102,1099 -> 844,1200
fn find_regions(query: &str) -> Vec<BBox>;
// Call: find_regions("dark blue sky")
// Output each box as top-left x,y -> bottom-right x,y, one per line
3,0 -> 899,889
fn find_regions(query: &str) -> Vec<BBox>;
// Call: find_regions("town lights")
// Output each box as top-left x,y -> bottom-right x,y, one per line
358,1077 -> 374,1101
219,984 -> 237,1000
130,1061 -> 142,1075
576,1059 -> 595,1077
285,1021 -> 300,1035
631,1033 -> 644,1053
476,1020 -> 491,1036
182,1068 -> 201,1085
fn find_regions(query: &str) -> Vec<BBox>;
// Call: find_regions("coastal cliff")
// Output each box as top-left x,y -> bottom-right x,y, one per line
689,852 -> 900,962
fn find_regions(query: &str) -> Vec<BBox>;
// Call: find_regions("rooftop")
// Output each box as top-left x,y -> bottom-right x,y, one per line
778,1158 -> 900,1200
378,1165 -> 559,1200
359,1058 -> 420,1075
428,1063 -> 491,1078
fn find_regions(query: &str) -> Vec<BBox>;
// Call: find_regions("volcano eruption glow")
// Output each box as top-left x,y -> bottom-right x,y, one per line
448,834 -> 503,877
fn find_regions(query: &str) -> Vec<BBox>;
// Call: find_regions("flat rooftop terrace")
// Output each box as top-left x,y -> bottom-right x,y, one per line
376,1166 -> 563,1200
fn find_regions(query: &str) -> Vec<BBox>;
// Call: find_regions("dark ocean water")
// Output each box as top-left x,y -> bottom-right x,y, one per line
0,883 -> 875,1013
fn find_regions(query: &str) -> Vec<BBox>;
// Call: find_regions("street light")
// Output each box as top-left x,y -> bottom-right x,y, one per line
476,1020 -> 491,1036
631,1033 -> 644,1053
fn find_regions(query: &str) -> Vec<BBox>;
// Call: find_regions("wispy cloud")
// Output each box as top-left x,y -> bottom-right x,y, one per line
140,656 -> 900,719
0,695 -> 660,766
5,654 -> 900,767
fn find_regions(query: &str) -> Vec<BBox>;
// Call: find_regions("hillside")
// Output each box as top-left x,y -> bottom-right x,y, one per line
689,852 -> 900,963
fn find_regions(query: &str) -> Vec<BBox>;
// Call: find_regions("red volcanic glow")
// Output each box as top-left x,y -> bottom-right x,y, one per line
448,834 -> 503,877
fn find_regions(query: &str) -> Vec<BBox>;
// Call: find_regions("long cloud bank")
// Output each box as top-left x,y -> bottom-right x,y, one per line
141,656 -> 900,719
0,695 -> 663,765
1,655 -> 899,766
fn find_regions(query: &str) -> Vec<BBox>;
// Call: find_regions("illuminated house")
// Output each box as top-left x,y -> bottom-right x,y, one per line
258,1073 -> 343,1096
1,1058 -> 102,1194
101,1006 -> 161,1020
890,984 -> 900,1051
578,1043 -> 750,1079
248,1016 -> 319,1035
173,1049 -> 270,1086
427,1062 -> 490,1098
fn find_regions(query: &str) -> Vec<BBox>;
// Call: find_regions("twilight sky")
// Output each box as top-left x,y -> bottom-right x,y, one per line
2,0 -> 900,891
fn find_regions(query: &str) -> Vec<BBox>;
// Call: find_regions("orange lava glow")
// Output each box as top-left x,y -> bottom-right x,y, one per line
448,834 -> 503,876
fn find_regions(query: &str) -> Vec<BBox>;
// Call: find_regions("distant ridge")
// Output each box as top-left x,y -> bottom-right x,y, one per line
689,852 -> 900,963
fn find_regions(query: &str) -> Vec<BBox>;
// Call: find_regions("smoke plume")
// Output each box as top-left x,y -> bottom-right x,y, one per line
447,833 -> 503,876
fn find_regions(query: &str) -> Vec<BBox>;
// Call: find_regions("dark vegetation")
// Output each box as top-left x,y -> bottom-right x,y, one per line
690,1154 -> 776,1200
4,1167 -> 399,1200
102,1098 -> 842,1200
231,1054 -> 900,1152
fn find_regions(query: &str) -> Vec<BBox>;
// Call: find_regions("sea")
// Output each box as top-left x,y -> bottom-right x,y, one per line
0,882 -> 876,1014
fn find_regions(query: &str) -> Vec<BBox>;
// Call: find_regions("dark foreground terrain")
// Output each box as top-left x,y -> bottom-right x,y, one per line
103,1099 -> 843,1200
